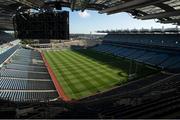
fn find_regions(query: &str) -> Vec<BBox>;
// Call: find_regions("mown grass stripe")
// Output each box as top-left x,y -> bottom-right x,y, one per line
43,49 -> 156,100
51,51 -> 85,99
45,51 -> 77,99
54,51 -> 100,98
63,50 -> 120,84
60,51 -> 112,86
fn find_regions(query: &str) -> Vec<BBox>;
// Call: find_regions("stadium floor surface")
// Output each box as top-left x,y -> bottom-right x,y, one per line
44,49 -> 129,100
44,49 -> 154,100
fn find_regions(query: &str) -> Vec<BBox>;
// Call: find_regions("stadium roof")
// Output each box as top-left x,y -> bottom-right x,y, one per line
0,0 -> 180,30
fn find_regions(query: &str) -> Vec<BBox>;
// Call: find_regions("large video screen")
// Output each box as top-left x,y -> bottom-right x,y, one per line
14,11 -> 69,40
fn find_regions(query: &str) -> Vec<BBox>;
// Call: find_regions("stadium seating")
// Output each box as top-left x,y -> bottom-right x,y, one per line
0,77 -> 54,90
73,74 -> 180,119
0,91 -> 58,102
5,64 -> 47,72
80,73 -> 170,102
0,69 -> 50,79
92,33 -> 180,72
98,94 -> 179,119
0,45 -> 19,65
103,34 -> 179,49
0,31 -> 15,45
0,47 -> 58,103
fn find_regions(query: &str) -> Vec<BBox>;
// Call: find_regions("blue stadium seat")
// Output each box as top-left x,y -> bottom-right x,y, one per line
103,34 -> 179,49
159,56 -> 180,69
0,77 -> 54,90
95,33 -> 180,72
146,53 -> 169,66
0,45 -> 19,64
0,47 -> 59,103
168,62 -> 180,71
127,50 -> 147,60
135,51 -> 157,63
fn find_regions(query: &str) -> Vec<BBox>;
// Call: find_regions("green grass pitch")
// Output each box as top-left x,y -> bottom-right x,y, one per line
44,49 -> 156,100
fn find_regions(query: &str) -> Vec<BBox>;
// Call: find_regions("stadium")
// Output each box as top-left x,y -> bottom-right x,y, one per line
0,0 -> 180,119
